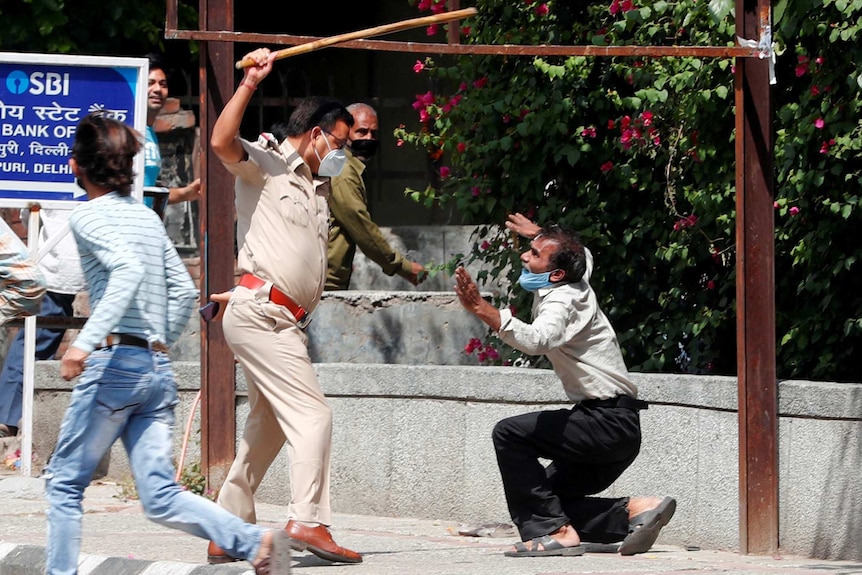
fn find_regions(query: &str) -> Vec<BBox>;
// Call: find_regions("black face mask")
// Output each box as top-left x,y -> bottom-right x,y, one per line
349,138 -> 379,159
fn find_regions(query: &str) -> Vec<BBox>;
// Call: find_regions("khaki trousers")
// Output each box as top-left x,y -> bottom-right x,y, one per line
217,286 -> 332,525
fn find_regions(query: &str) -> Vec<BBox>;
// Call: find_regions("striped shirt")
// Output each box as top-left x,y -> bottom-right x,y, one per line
69,192 -> 197,353
0,219 -> 46,325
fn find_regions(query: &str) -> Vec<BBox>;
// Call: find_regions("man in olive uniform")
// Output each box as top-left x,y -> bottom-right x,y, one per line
326,103 -> 425,290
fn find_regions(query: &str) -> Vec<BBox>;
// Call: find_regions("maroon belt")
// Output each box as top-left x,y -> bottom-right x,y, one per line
238,273 -> 311,328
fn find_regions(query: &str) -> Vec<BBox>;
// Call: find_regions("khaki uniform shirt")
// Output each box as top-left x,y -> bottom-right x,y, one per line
223,138 -> 330,313
326,151 -> 413,290
496,248 -> 637,402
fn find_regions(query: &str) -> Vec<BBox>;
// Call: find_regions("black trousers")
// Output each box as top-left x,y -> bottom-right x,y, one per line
492,398 -> 644,542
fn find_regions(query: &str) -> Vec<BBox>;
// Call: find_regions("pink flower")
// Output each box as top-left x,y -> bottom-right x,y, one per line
789,206 -> 800,216
620,129 -> 634,149
396,139 -> 404,147
413,91 -> 435,109
811,85 -> 821,96
461,26 -> 471,36
525,0 -> 534,4
459,82 -> 468,92
473,76 -> 488,89
480,240 -> 491,250
609,0 -> 621,14
426,24 -> 439,36
674,214 -> 698,231
413,60 -> 425,73
464,337 -> 482,354
418,109 -> 429,123
620,115 -> 631,128
814,117 -> 825,129
815,56 -> 825,65
707,280 -> 715,290
502,114 -> 511,124
608,119 -> 615,129
642,110 -> 653,126
795,64 -> 807,77
471,186 -> 481,197
600,161 -> 613,172
439,166 -> 450,178
418,0 -> 432,10
581,126 -> 597,138
457,142 -> 466,153
534,3 -> 549,15
773,201 -> 779,209
430,0 -> 446,13
819,138 -> 836,154
621,0 -> 634,11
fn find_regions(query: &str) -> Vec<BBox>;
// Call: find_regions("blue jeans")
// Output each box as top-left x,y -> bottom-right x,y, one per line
44,345 -> 264,575
0,291 -> 75,428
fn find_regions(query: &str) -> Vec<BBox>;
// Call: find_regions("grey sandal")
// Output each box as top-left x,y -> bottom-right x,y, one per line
504,535 -> 586,557
619,497 -> 677,555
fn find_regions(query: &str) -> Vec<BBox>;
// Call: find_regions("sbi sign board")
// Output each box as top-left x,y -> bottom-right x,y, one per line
0,52 -> 147,208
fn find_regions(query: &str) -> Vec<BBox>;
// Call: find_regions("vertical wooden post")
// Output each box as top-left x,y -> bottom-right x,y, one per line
734,0 -> 778,555
447,0 -> 461,45
198,0 -> 237,488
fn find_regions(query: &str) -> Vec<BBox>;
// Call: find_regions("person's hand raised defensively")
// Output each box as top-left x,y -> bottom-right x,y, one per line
505,212 -> 541,239
453,266 -> 502,332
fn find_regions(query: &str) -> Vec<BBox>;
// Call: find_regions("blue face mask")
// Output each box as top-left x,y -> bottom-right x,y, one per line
518,268 -> 560,291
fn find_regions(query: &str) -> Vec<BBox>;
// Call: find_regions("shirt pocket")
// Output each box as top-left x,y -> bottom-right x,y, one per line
278,180 -> 311,227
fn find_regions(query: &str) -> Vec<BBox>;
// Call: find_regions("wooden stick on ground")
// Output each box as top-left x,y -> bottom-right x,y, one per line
235,7 -> 478,69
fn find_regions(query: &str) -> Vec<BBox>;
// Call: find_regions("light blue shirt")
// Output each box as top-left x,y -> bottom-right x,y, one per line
69,192 -> 197,353
144,126 -> 161,187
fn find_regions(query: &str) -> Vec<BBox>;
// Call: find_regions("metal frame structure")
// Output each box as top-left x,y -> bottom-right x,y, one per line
166,0 -> 777,554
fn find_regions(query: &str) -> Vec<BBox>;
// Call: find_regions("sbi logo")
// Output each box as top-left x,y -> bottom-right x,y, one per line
5,70 -> 70,96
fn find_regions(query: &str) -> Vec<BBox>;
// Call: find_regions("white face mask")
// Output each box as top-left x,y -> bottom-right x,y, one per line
313,129 -> 347,177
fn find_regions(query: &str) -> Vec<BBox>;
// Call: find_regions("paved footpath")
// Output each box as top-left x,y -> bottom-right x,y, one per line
1,477 -> 860,575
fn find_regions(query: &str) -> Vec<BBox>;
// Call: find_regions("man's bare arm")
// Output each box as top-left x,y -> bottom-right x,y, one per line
211,48 -> 275,164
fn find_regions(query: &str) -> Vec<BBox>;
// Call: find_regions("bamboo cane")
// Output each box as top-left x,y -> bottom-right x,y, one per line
235,8 -> 478,69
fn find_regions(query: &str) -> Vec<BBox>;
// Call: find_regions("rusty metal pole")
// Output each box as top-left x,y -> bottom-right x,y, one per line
734,0 -> 778,555
198,0 -> 237,488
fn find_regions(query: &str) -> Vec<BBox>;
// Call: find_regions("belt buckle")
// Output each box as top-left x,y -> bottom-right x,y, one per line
296,314 -> 312,330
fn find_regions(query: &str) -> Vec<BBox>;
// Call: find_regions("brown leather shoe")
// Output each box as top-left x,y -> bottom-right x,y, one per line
207,540 -> 242,564
284,520 -> 362,563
